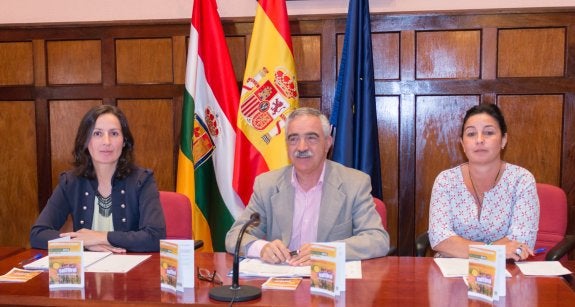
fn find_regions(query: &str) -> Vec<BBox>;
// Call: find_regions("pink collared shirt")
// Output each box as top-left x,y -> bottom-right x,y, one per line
247,163 -> 326,258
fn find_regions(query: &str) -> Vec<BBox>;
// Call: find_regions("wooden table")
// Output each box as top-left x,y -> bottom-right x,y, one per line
559,261 -> 575,291
0,250 -> 574,306
0,247 -> 24,261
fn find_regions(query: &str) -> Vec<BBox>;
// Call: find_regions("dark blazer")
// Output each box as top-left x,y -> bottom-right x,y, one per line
225,160 -> 390,260
30,167 -> 166,252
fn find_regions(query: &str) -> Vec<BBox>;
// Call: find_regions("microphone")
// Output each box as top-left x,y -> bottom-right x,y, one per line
209,212 -> 262,302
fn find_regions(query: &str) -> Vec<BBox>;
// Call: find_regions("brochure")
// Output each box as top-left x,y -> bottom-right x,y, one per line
48,237 -> 84,289
467,245 -> 506,301
160,240 -> 195,291
0,268 -> 42,282
261,277 -> 302,290
310,242 -> 345,296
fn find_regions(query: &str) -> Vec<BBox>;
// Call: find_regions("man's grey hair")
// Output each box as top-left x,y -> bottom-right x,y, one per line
286,107 -> 331,137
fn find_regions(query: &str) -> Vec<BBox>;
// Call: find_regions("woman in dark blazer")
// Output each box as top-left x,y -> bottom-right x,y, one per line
30,105 -> 165,252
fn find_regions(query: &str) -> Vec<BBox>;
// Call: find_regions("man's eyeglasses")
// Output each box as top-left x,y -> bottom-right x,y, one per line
197,267 -> 223,285
287,133 -> 320,146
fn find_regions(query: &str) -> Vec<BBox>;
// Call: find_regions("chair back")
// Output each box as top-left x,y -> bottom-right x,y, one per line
533,183 -> 568,261
373,197 -> 388,230
159,191 -> 192,239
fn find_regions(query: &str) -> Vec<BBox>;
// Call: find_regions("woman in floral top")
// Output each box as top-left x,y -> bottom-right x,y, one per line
428,104 -> 539,261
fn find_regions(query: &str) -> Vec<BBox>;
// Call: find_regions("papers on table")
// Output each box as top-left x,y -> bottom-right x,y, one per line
345,260 -> 362,279
515,261 -> 572,276
433,258 -> 512,278
24,251 -> 111,270
433,258 -> 468,277
237,258 -> 308,277
85,255 -> 150,273
233,258 -> 362,279
23,251 -> 150,273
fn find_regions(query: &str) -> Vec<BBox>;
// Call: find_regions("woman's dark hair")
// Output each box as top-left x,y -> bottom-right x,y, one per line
72,105 -> 135,179
461,104 -> 507,137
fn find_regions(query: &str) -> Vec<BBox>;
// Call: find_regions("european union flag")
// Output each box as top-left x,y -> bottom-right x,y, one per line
329,0 -> 382,199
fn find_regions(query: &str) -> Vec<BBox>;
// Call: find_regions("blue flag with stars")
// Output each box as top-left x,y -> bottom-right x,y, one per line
329,0 -> 382,199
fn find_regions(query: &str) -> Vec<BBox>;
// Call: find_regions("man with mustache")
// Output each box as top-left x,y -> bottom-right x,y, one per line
225,107 -> 389,266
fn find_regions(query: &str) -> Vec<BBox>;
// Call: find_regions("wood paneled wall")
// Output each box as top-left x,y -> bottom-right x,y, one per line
1,9 -> 574,256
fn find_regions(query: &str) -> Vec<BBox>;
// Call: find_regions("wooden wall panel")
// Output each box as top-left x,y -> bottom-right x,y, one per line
373,33 -> 400,80
0,101 -> 37,247
49,100 -> 102,188
414,96 -> 478,237
416,30 -> 481,79
119,99 -> 175,191
0,42 -> 34,86
499,95 -> 563,185
377,96 -> 400,248
336,32 -> 401,80
298,97 -> 321,110
47,40 -> 102,85
336,34 -> 344,76
116,38 -> 174,84
226,37 -> 247,82
172,36 -> 187,84
292,35 -> 321,81
498,28 -> 565,77
1,9 -> 575,255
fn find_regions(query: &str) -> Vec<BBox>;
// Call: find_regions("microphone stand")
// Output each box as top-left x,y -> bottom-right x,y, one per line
209,212 -> 262,302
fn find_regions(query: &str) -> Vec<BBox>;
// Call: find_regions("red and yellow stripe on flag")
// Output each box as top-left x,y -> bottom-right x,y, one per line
233,0 -> 299,204
177,0 -> 243,252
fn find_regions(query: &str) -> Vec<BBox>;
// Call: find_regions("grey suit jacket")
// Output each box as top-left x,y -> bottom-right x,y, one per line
225,160 -> 390,260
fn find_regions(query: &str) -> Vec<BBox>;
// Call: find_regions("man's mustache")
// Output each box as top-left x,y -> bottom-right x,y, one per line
294,150 -> 313,158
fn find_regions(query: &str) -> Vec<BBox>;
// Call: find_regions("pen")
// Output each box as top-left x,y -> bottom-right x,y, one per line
534,248 -> 546,255
289,250 -> 300,256
18,253 -> 43,266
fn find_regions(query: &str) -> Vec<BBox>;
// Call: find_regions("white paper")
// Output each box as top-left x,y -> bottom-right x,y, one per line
433,258 -> 512,278
234,258 -> 361,279
515,261 -> 572,276
24,251 -> 112,271
238,258 -> 309,277
433,258 -> 469,277
24,252 -> 150,274
344,261 -> 362,279
85,254 -> 150,273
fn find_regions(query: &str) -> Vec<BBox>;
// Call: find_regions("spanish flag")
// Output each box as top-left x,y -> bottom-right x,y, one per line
177,0 -> 243,252
233,0 -> 299,204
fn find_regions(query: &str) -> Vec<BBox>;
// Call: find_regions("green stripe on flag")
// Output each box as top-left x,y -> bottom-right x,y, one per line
180,92 -> 194,159
194,157 -> 235,252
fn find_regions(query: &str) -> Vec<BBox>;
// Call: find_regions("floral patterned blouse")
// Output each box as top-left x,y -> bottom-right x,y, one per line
428,163 -> 539,249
